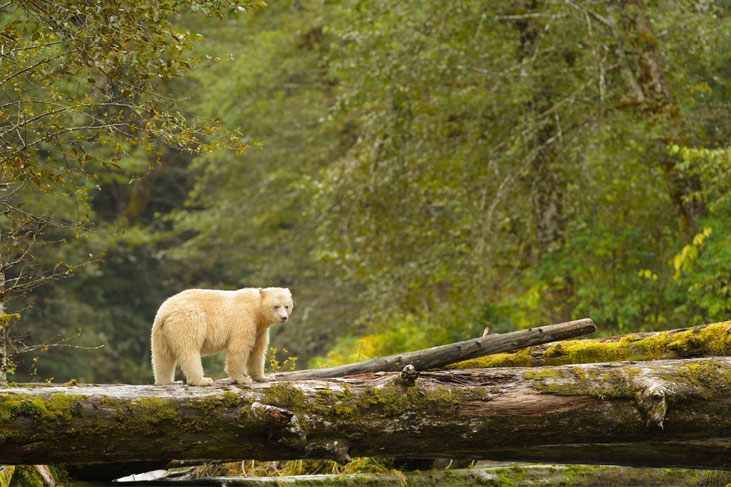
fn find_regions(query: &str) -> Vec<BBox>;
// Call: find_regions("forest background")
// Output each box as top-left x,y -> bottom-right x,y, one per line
1,0 -> 730,384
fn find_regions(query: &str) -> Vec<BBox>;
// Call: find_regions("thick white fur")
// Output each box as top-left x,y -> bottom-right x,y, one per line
151,287 -> 293,386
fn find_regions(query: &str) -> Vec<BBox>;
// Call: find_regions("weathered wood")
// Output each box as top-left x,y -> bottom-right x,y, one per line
279,318 -> 596,379
0,357 -> 730,469
452,321 -> 731,369
111,464 -> 731,486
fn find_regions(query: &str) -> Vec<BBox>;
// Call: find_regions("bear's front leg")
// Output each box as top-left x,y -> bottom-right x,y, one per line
247,329 -> 271,382
225,349 -> 254,385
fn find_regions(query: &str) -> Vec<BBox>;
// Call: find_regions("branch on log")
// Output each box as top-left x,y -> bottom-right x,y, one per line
1,357 -> 729,469
452,321 -> 731,369
277,318 -> 596,379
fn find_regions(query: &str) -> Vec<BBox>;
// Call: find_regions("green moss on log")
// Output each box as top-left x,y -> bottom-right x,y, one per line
522,357 -> 731,432
261,381 -> 466,425
0,393 -> 83,425
453,322 -> 731,369
524,365 -> 640,400
0,466 -> 13,487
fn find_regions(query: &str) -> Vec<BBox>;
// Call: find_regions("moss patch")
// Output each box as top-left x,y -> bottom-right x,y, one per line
451,322 -> 731,369
0,466 -> 13,487
0,393 -> 84,426
667,323 -> 731,357
523,365 -> 642,400
259,381 -> 467,433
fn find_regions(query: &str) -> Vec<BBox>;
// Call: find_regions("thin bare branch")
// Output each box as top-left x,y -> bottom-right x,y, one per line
0,40 -> 63,56
0,122 -> 134,166
15,342 -> 104,356
563,0 -> 612,28
0,51 -> 65,85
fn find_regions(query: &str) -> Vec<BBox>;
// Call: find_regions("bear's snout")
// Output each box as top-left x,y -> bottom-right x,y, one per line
279,314 -> 288,323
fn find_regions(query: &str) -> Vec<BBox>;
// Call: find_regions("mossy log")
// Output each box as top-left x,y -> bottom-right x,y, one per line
452,321 -> 731,369
0,357 -> 730,469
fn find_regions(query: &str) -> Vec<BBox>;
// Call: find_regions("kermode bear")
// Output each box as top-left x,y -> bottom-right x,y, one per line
151,287 -> 293,386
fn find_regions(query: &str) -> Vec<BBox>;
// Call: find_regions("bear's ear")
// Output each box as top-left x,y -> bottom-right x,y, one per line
258,288 -> 265,298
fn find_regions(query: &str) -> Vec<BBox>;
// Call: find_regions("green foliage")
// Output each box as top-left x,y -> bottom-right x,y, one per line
268,347 -> 297,373
0,0 -> 255,191
309,0 -> 731,345
8,0 -> 731,383
8,466 -> 42,487
311,305 -> 484,368
1,0 -> 260,382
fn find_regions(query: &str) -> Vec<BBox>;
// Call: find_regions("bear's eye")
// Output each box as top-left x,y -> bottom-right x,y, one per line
274,305 -> 280,309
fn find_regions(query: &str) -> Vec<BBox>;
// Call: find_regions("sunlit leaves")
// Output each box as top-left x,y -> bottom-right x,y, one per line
310,0 -> 731,339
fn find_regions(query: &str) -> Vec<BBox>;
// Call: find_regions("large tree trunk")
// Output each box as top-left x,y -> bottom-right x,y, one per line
512,1 -> 567,258
607,0 -> 704,239
1,357 -> 729,469
452,321 -> 731,369
0,226 -> 7,386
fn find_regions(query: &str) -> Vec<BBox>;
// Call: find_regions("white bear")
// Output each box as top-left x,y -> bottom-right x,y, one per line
151,287 -> 293,386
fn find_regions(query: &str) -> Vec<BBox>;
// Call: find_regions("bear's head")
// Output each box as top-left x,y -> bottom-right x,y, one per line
259,287 -> 294,325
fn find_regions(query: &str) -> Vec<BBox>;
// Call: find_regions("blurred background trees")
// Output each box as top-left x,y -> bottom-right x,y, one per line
3,0 -> 730,383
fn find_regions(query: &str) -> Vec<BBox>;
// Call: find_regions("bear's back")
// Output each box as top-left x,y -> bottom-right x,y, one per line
160,288 -> 259,318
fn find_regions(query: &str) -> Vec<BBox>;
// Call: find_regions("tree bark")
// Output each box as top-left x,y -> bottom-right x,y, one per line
0,357 -> 729,469
607,0 -> 704,239
278,318 -> 596,379
123,166 -> 162,225
452,321 -> 731,369
0,225 -> 7,386
512,1 -> 567,258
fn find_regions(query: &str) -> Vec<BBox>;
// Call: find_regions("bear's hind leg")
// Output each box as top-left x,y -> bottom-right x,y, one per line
178,351 -> 214,386
152,354 -> 178,385
151,325 -> 180,385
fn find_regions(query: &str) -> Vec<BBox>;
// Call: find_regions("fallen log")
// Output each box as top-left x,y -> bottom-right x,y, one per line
452,321 -> 731,369
0,357 -> 729,469
114,464 -> 731,486
278,318 -> 596,379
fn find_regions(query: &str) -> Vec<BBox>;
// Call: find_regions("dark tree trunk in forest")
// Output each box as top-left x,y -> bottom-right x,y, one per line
0,226 -> 6,386
514,1 -> 566,256
530,146 -> 564,254
0,357 -> 729,469
123,166 -> 163,225
607,0 -> 704,239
